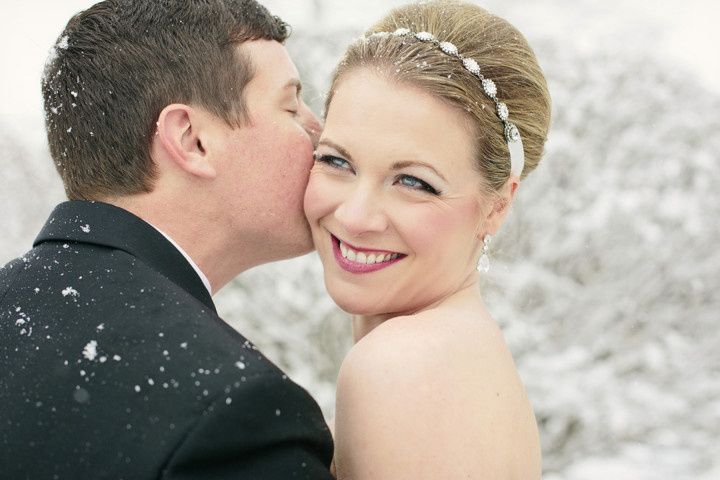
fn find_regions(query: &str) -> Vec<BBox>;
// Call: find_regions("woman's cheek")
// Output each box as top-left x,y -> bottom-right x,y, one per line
399,200 -> 480,253
303,172 -> 334,223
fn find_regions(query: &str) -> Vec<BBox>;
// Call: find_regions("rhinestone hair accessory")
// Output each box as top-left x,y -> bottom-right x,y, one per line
369,28 -> 525,177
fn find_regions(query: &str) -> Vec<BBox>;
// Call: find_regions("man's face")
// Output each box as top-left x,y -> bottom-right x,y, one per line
211,40 -> 321,264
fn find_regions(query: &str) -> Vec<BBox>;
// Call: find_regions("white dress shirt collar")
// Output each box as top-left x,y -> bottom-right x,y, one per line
148,224 -> 213,296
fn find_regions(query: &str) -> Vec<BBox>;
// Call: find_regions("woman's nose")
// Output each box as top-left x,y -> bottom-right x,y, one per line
333,186 -> 388,237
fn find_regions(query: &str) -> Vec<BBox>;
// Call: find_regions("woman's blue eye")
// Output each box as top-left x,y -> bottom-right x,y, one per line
314,154 -> 351,170
313,154 -> 439,195
397,175 -> 439,195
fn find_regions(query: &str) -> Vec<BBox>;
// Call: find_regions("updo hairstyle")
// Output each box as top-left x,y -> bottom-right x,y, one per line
327,0 -> 552,191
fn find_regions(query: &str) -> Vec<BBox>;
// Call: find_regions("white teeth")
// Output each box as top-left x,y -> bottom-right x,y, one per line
337,240 -> 400,265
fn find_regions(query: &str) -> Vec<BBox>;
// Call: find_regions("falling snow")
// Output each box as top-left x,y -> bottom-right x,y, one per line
82,340 -> 98,361
61,286 -> 79,297
57,35 -> 69,50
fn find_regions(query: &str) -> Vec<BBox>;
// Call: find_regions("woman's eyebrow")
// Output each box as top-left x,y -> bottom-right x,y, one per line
317,138 -> 354,162
391,160 -> 447,182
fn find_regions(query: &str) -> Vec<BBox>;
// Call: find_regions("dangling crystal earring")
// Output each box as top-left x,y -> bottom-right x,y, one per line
477,234 -> 491,273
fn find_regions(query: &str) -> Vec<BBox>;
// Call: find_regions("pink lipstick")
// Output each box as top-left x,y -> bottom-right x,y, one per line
331,234 -> 404,274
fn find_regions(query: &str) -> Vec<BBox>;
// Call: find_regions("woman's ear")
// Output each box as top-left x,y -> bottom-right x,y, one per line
155,104 -> 216,179
481,176 -> 519,237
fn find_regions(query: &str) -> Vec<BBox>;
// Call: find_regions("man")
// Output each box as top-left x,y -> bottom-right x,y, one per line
0,1 -> 334,478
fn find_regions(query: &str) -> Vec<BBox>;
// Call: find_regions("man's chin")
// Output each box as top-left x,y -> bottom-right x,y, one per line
273,228 -> 316,261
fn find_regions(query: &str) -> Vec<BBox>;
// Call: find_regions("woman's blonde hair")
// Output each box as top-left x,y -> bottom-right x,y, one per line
326,0 -> 551,191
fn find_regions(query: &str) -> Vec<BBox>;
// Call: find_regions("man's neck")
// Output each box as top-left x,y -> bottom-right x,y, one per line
148,223 -> 213,296
102,195 -> 230,291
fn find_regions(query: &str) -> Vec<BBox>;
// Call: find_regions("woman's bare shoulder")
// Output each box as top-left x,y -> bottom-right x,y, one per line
343,306 -> 521,382
344,309 -> 505,372
334,309 -> 541,479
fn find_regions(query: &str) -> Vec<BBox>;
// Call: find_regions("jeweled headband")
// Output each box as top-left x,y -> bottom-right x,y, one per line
367,28 -> 525,177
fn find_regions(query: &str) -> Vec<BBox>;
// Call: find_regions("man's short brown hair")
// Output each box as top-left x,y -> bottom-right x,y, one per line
42,0 -> 290,200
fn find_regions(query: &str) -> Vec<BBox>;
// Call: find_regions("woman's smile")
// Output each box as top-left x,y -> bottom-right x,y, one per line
330,233 -> 406,274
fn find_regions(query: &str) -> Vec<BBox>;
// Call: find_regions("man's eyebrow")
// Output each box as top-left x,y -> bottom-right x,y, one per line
391,160 -> 447,182
283,78 -> 302,95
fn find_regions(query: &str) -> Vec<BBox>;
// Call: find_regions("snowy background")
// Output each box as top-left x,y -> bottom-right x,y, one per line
1,1 -> 719,479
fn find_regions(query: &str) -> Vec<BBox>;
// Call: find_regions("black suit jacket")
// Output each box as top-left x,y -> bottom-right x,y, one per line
0,201 -> 334,479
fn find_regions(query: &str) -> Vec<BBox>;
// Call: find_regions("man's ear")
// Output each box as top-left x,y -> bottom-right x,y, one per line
155,104 -> 216,179
481,176 -> 519,237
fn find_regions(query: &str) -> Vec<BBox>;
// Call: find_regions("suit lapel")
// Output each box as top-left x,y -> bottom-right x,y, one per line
34,200 -> 217,313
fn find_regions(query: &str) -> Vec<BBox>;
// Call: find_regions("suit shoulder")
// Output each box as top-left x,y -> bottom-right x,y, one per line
0,256 -> 26,300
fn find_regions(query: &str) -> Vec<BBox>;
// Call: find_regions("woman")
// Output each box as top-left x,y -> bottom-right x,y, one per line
304,1 -> 551,478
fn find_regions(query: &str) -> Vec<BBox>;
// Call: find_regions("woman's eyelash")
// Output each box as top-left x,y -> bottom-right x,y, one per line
313,153 -> 440,195
314,154 -> 351,170
397,175 -> 440,195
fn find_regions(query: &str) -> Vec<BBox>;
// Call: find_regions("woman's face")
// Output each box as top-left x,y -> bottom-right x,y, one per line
304,69 -> 492,316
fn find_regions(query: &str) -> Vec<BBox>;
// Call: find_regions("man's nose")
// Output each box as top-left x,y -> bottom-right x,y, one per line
301,105 -> 322,148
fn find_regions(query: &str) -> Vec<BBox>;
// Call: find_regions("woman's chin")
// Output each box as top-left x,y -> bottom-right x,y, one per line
325,287 -> 385,316
331,296 -> 377,316
322,274 -> 406,317
328,291 -> 410,319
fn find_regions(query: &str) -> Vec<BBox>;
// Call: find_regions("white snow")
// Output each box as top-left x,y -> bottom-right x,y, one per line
61,286 -> 79,297
82,340 -> 97,361
57,35 -> 68,50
